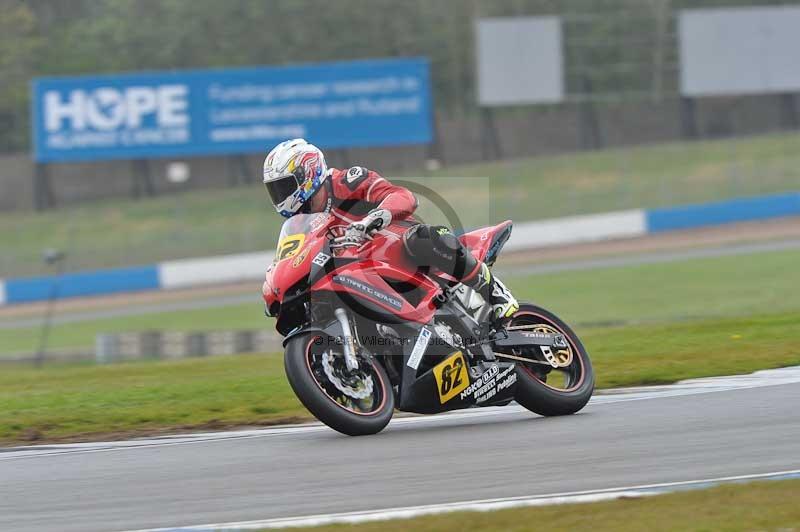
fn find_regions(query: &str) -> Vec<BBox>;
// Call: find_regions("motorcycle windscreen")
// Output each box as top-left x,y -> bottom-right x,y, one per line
275,212 -> 327,261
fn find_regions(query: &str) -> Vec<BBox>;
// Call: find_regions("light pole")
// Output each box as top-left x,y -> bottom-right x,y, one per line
35,248 -> 65,367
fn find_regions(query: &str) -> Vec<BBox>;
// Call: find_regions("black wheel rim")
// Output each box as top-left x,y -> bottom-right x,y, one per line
508,311 -> 585,393
304,336 -> 387,415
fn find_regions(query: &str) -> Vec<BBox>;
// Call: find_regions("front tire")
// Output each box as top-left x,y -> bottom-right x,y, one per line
510,304 -> 594,416
284,333 -> 394,436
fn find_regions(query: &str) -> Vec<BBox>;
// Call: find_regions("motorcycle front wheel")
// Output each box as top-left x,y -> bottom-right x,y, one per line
284,332 -> 394,436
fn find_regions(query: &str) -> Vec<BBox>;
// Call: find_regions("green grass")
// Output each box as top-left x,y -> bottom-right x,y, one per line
3,248 -> 798,355
444,131 -> 800,219
276,479 -> 800,532
1,310 -> 798,444
511,248 -> 800,327
588,311 -> 800,387
0,353 -> 304,443
2,132 -> 800,276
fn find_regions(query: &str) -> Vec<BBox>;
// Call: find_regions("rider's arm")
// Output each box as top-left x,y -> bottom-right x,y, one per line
339,166 -> 418,221
363,173 -> 418,220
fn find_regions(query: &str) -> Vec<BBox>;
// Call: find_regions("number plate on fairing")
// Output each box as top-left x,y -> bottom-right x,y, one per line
277,234 -> 306,260
432,351 -> 469,404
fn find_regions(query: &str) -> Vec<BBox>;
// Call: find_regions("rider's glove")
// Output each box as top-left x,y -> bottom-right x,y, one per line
343,209 -> 392,244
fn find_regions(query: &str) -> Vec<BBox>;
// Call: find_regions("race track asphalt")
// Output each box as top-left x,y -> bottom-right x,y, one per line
1,374 -> 798,532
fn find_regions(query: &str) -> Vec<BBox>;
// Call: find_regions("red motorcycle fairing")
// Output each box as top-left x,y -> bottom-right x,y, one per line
313,223 -> 440,323
263,213 -> 514,327
262,240 -> 323,314
313,258 -> 441,324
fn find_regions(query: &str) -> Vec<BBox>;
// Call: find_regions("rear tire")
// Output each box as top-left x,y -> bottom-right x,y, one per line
284,333 -> 394,436
511,304 -> 594,416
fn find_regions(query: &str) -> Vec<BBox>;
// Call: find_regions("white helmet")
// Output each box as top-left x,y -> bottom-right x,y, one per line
263,138 -> 328,217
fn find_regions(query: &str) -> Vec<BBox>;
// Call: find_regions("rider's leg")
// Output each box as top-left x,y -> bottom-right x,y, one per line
403,224 -> 518,320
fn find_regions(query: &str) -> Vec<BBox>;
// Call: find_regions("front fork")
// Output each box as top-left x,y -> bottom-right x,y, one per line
334,308 -> 360,371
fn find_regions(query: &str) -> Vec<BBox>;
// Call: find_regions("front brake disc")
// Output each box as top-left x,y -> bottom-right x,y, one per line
321,351 -> 374,400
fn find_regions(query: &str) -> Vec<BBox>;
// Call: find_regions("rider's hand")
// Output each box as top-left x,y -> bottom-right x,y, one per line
343,209 -> 392,244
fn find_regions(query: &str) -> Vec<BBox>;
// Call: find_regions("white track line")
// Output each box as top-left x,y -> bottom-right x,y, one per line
120,469 -> 800,531
3,365 -> 800,462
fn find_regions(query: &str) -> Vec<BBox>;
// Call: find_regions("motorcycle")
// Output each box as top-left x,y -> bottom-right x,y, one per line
262,213 -> 594,435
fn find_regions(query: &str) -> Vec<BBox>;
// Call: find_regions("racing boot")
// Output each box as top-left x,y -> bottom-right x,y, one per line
466,263 -> 519,321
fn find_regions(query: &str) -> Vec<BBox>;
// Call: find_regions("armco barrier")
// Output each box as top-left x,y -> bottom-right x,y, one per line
94,330 -> 282,364
0,191 -> 797,306
3,265 -> 160,304
645,191 -> 800,233
159,251 -> 274,290
504,209 -> 646,251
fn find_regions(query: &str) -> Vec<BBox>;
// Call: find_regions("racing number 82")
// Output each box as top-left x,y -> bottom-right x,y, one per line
439,358 -> 463,395
433,351 -> 469,404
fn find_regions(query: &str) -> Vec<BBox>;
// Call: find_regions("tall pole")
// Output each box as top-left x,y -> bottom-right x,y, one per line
35,250 -> 65,367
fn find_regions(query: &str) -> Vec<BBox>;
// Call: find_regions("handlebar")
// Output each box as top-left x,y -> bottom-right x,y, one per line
329,233 -> 374,250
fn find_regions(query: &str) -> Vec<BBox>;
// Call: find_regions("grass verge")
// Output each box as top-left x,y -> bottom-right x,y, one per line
3,247 -> 799,355
1,310 -> 798,444
2,132 -> 799,276
273,479 -> 800,532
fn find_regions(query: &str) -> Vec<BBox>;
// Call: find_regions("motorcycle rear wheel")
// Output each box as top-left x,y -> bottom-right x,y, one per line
510,304 -> 595,416
284,332 -> 394,436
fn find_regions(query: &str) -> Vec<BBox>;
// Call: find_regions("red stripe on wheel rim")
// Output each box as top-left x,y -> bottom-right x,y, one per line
512,311 -> 585,393
304,336 -> 388,416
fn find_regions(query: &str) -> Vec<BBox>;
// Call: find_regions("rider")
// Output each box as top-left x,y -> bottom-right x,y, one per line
262,138 -> 519,321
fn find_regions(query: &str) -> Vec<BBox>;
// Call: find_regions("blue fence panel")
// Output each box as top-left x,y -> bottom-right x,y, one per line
32,58 -> 433,162
4,265 -> 160,304
645,192 -> 800,233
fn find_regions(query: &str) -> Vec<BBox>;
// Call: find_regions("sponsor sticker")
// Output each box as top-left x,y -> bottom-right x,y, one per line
277,234 -> 306,260
346,166 -> 364,182
432,351 -> 470,404
520,332 -> 552,341
406,327 -> 431,370
344,166 -> 368,190
459,364 -> 516,403
496,371 -> 517,392
332,275 -> 403,310
312,252 -> 331,267
292,247 -> 311,267
460,364 -> 499,402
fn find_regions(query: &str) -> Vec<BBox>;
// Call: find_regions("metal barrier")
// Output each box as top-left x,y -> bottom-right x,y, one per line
94,330 -> 282,364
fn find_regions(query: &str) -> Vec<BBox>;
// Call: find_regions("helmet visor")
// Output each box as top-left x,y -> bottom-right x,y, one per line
264,173 -> 300,207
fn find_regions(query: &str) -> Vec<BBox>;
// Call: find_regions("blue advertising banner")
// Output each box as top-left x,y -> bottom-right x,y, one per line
31,58 -> 432,162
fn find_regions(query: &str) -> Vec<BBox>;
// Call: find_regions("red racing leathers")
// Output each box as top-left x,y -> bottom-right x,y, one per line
322,166 -> 417,225
309,166 -> 518,320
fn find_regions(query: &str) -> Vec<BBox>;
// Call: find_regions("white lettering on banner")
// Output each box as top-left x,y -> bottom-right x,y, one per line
44,90 -> 85,131
44,85 -> 189,132
206,76 -> 421,105
157,85 -> 189,127
124,87 -> 157,128
207,97 -> 417,126
209,124 -> 306,142
356,96 -> 420,115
